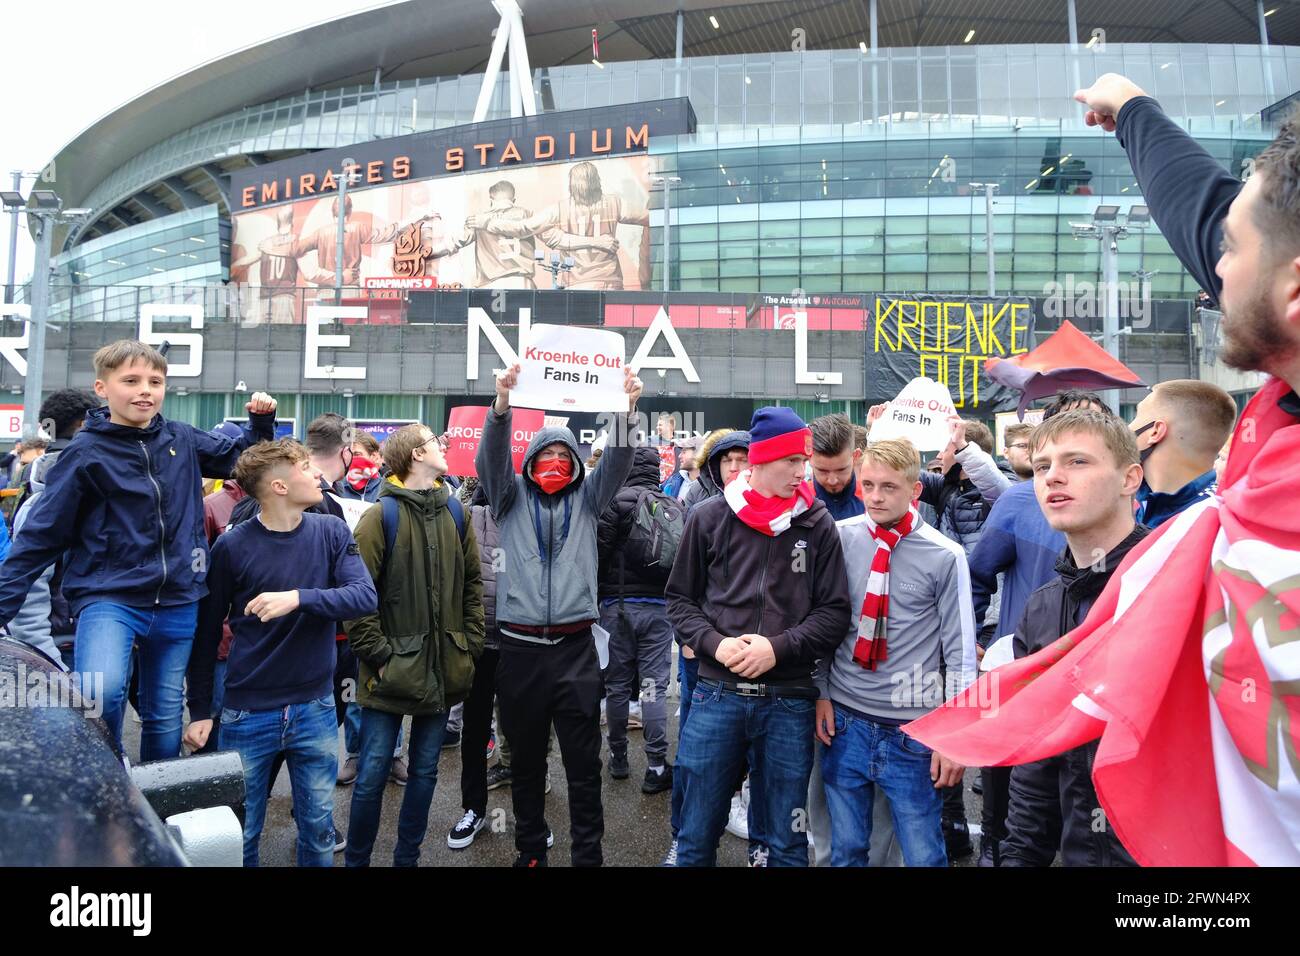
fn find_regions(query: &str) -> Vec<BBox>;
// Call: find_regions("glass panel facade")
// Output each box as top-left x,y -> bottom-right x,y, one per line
44,42 -> 1292,312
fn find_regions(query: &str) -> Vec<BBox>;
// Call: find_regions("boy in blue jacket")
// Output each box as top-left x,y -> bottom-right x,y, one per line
0,340 -> 278,761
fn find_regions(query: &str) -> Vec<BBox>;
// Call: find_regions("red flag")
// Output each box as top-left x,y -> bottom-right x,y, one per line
592,28 -> 599,60
905,377 -> 1300,865
985,319 -> 1145,417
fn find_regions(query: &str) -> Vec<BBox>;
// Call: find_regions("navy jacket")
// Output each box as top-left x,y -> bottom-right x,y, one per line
1134,470 -> 1216,529
0,406 -> 276,621
814,471 -> 866,521
968,479 -> 1065,640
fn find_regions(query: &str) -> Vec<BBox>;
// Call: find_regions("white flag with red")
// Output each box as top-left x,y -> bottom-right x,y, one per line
905,377 -> 1300,865
592,29 -> 600,60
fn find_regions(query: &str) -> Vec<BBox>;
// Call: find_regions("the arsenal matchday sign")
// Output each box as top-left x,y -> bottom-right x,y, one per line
509,324 -> 629,413
444,405 -> 545,477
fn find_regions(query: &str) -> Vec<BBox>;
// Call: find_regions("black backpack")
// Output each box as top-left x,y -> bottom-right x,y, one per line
622,488 -> 686,583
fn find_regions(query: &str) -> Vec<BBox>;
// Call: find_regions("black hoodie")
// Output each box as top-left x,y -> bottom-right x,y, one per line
596,446 -> 676,599
666,490 -> 851,689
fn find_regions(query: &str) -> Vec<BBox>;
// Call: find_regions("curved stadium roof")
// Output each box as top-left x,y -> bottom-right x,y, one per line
42,0 -> 1300,246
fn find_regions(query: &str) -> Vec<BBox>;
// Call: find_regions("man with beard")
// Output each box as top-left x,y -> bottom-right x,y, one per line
904,75 -> 1300,866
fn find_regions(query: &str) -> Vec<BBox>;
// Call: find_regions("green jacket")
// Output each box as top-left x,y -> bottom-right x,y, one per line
345,479 -> 485,715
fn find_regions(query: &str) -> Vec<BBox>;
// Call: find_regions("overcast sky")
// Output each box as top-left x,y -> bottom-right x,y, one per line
0,0 -> 391,285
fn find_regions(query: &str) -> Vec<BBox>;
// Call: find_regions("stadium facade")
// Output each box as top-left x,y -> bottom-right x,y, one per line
5,0 -> 1299,438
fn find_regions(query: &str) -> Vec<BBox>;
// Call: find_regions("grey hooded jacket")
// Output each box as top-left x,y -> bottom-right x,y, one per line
9,452 -> 67,668
475,406 -> 637,629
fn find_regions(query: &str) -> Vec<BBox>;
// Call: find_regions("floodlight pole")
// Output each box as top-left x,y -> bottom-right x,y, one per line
4,172 -> 21,305
1100,226 -> 1122,413
23,210 -> 55,440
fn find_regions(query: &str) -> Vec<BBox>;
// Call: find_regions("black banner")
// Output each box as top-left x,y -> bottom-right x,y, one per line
866,293 -> 1035,412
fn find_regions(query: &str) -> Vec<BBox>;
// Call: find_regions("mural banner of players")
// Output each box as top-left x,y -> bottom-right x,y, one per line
866,293 -> 1036,413
230,153 -> 652,324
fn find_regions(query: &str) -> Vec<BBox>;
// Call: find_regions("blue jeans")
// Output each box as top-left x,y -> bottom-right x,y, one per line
344,701 -> 402,758
346,707 -> 448,867
669,653 -> 699,837
675,679 -> 816,867
819,704 -> 947,867
218,694 -> 338,867
74,601 -> 198,762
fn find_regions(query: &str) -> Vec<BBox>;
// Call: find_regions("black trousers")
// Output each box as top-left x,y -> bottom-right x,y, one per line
460,645 -> 500,816
980,765 -> 1013,857
497,630 -> 604,866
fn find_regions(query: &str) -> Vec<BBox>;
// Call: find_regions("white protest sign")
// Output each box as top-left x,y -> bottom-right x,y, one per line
867,376 -> 958,451
328,493 -> 376,533
510,324 -> 628,413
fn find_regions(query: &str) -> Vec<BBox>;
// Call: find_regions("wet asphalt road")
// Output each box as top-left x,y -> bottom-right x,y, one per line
125,671 -> 982,867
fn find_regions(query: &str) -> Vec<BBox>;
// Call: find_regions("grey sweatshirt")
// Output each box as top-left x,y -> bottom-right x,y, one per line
814,514 -> 977,722
475,407 -> 637,629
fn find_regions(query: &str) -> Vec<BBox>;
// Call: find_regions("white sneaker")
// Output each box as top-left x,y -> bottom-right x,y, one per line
725,791 -> 749,840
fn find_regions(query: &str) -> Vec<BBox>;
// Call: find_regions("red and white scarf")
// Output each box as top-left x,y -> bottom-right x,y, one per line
853,506 -> 918,670
724,468 -> 815,536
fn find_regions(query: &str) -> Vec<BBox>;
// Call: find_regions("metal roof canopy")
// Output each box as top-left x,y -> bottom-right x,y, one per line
38,0 -> 1300,245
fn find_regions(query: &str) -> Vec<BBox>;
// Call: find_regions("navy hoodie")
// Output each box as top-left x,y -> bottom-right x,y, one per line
0,406 -> 276,622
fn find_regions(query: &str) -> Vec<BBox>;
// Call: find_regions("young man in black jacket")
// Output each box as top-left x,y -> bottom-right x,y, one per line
596,445 -> 682,793
999,410 -> 1147,866
667,407 -> 851,867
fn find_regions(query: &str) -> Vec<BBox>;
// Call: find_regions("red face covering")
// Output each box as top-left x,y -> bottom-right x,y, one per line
532,455 -> 573,494
346,456 -> 379,493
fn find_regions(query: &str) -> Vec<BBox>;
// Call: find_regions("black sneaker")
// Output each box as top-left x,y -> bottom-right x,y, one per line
447,809 -> 487,850
608,751 -> 630,780
943,818 -> 974,861
485,764 -> 513,790
441,729 -> 462,749
641,761 -> 673,794
513,853 -> 547,867
292,807 -> 346,853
